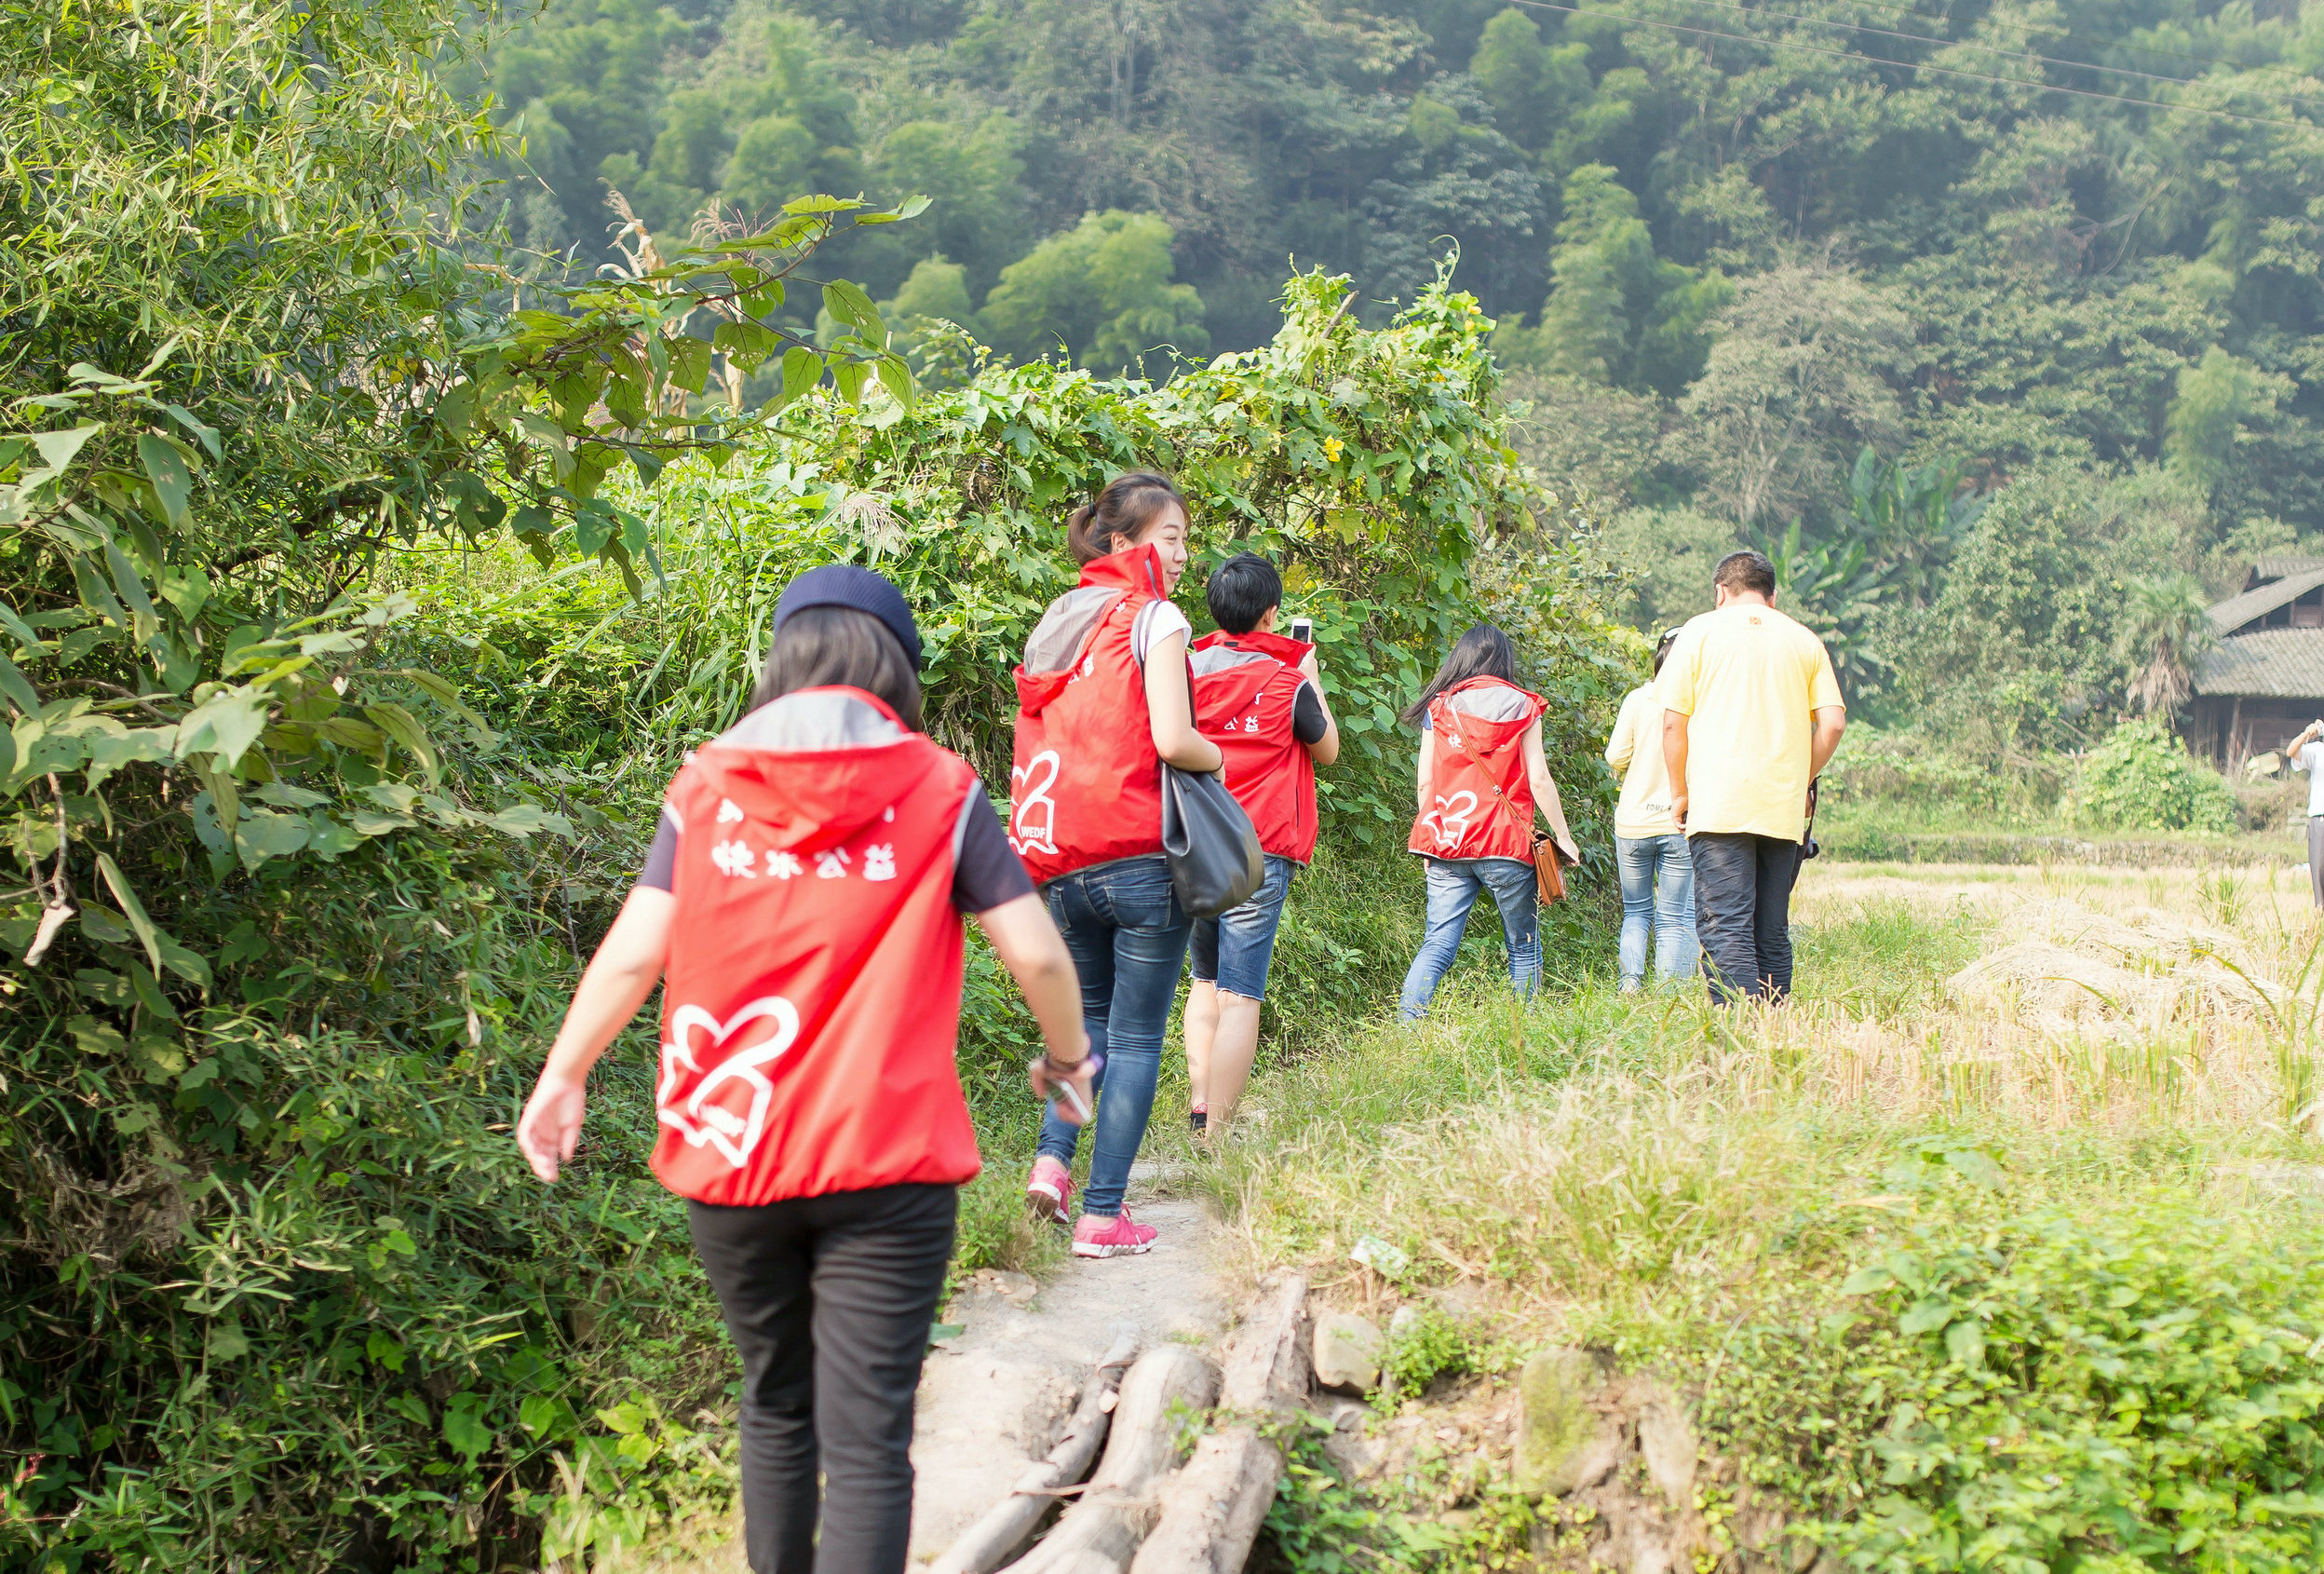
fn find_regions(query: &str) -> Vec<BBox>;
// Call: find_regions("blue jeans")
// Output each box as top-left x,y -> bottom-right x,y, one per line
1189,855 -> 1295,1000
1034,856 -> 1191,1217
1397,857 -> 1540,1021
1615,833 -> 1697,990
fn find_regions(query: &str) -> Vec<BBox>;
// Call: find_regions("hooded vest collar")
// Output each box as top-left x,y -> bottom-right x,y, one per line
1075,541 -> 1169,599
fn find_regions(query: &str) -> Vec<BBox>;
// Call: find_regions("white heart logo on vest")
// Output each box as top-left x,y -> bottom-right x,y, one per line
656,997 -> 800,1168
1421,790 -> 1477,850
1008,750 -> 1061,856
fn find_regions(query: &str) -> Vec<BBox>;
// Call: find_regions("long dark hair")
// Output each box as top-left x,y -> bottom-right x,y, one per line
1066,470 -> 1187,564
1401,623 -> 1518,726
749,606 -> 925,730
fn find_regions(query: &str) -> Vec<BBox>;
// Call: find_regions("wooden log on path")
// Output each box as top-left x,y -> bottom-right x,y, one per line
1129,1274 -> 1312,1574
1216,1274 -> 1313,1412
998,1345 -> 1221,1574
930,1329 -> 1142,1574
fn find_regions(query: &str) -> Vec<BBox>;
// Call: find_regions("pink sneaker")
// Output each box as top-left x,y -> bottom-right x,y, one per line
1026,1157 -> 1074,1221
1072,1208 -> 1158,1258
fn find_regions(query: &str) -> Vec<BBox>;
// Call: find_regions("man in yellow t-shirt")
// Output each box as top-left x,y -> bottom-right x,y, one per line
1657,550 -> 1846,1004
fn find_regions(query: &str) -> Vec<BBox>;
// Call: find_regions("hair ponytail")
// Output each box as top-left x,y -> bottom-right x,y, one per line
1066,470 -> 1188,563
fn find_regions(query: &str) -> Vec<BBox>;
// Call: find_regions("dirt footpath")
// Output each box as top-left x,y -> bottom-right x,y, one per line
909,1187 -> 1231,1562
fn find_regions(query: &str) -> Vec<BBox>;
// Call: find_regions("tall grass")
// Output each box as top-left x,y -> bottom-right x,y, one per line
1202,864 -> 2324,1314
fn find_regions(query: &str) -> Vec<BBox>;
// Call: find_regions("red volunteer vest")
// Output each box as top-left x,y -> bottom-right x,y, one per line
1192,631 -> 1318,863
652,687 -> 983,1206
1406,676 -> 1547,862
1008,543 -> 1176,883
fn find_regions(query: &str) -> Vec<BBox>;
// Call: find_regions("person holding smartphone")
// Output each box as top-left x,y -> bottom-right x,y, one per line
1182,552 -> 1339,1138
516,566 -> 1090,1574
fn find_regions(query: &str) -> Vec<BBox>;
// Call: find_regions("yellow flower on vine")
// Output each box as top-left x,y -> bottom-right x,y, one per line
1322,436 -> 1344,463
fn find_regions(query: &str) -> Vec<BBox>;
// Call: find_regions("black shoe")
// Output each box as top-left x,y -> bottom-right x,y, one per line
1189,1106 -> 1208,1133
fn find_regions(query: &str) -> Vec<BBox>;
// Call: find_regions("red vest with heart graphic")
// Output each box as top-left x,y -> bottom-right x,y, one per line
651,686 -> 983,1206
1008,543 -> 1175,883
1192,631 -> 1318,863
1407,676 -> 1547,862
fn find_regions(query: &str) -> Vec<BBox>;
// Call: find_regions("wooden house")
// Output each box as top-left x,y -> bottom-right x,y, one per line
2190,556 -> 2324,761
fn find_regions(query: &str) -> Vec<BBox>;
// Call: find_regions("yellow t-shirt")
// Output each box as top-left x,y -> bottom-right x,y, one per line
1655,603 -> 1844,841
1603,684 -> 1677,839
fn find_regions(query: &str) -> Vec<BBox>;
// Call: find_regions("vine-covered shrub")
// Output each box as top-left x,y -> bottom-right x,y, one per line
1655,1142 -> 2324,1574
2070,719 -> 2238,834
447,266 -> 1628,850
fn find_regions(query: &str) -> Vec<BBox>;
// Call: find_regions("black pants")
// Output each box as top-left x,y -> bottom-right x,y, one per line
687,1183 -> 957,1574
1688,832 -> 1802,1004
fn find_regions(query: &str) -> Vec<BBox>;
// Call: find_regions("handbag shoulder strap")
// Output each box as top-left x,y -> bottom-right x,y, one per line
1435,707 -> 1531,846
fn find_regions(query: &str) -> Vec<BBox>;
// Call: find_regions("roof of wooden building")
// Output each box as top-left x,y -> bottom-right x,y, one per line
2196,628 -> 2324,699
2206,565 -> 2324,638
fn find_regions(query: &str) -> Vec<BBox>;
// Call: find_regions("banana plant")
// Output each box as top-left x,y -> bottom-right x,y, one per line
1756,518 -> 1894,697
1845,445 -> 1985,611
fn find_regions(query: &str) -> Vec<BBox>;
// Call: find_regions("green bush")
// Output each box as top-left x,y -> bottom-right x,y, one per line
1821,726 -> 2064,827
2071,719 -> 2238,834
1378,1305 -> 1477,1403
1670,1143 -> 2324,1574
1832,1197 -> 2324,1571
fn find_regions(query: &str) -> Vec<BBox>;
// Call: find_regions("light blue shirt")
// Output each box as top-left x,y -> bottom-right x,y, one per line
2296,742 -> 2324,817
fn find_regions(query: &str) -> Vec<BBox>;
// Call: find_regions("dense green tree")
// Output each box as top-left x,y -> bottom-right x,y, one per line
1499,163 -> 1726,397
1504,370 -> 1664,510
1890,466 -> 2176,746
1469,7 -> 1588,149
1668,264 -> 1913,529
977,210 -> 1209,372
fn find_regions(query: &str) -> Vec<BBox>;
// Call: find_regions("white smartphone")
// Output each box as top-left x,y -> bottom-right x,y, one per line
1050,1077 -> 1090,1121
1290,616 -> 1313,643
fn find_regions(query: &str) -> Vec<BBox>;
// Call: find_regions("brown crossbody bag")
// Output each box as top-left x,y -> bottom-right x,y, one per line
1437,722 -> 1568,904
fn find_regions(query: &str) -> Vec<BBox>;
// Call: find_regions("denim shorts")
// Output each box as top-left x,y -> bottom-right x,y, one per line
1189,854 -> 1296,1000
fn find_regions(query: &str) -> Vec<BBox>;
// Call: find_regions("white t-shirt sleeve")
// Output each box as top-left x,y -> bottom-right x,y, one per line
1129,599 -> 1193,667
2298,743 -> 2322,776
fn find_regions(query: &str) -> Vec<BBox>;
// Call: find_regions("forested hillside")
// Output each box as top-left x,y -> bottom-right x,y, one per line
467,0 -> 2324,748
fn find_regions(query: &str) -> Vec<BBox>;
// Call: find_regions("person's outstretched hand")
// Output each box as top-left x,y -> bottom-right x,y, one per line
1028,1051 -> 1097,1126
517,1070 -> 588,1182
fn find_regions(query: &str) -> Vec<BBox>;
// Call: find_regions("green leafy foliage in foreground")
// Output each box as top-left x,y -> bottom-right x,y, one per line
0,1 -> 953,1566
1700,1152 -> 2324,1574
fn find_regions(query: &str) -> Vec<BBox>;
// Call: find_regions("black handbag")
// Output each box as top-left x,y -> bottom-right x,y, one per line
1159,765 -> 1264,918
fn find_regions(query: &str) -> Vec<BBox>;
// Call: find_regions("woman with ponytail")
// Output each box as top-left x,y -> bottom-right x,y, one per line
1009,471 -> 1223,1257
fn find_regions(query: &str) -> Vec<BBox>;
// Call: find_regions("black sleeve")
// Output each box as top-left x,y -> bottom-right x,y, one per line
635,817 -> 677,891
953,786 -> 1036,914
1291,681 -> 1328,746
